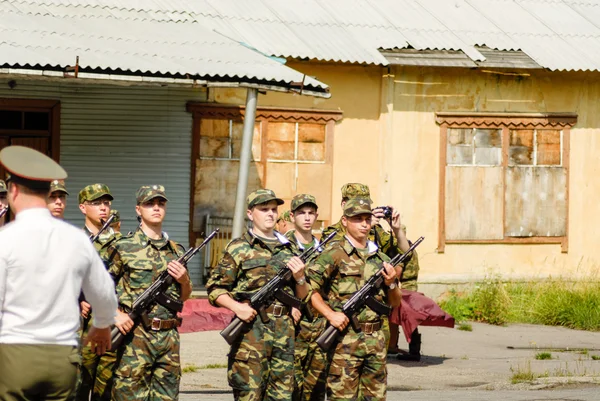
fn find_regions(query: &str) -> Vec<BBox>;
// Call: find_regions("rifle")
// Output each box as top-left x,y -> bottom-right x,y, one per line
220,230 -> 338,345
80,213 -> 119,331
89,214 -> 116,243
0,207 -> 8,220
109,228 -> 219,351
316,236 -> 424,351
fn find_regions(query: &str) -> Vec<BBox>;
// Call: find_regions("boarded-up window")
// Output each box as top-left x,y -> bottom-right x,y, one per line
437,113 -> 576,252
187,104 -> 341,244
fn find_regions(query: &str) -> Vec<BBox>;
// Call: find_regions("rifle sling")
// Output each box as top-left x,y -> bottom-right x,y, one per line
155,292 -> 184,313
365,295 -> 392,316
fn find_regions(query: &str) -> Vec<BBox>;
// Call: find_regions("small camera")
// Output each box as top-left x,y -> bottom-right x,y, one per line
374,206 -> 393,219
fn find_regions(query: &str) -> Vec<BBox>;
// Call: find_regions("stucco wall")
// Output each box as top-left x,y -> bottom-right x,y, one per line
389,67 -> 600,283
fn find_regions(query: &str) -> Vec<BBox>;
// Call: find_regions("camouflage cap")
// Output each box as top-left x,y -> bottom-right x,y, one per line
79,183 -> 113,204
343,197 -> 374,217
0,146 -> 67,191
136,185 -> 168,204
277,210 -> 292,223
341,183 -> 372,201
0,180 -> 6,194
49,179 -> 69,195
290,193 -> 318,212
110,209 -> 120,223
247,188 -> 284,209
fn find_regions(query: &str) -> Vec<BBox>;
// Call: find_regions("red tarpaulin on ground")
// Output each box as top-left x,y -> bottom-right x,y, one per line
179,299 -> 233,334
389,290 -> 455,343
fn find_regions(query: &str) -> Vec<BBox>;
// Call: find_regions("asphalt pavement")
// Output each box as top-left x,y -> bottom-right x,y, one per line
179,322 -> 600,400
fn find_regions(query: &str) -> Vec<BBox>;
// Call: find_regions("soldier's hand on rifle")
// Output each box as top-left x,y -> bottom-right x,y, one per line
286,256 -> 305,282
327,311 -> 349,331
84,326 -> 111,356
80,301 -> 91,319
382,262 -> 399,287
291,307 -> 302,324
167,260 -> 188,283
233,302 -> 257,323
115,310 -> 135,335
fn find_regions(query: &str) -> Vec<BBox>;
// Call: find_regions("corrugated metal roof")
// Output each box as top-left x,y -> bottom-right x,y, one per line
0,2 -> 330,96
4,0 -> 600,71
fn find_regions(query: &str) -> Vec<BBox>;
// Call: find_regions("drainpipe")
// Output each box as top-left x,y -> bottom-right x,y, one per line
232,88 -> 258,238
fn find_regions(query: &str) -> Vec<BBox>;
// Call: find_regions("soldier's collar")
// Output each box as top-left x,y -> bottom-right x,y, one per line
246,229 -> 290,247
343,235 -> 378,255
136,227 -> 169,248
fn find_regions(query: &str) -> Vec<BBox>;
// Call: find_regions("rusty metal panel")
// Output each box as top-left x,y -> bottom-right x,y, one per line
505,167 -> 567,237
445,166 -> 504,240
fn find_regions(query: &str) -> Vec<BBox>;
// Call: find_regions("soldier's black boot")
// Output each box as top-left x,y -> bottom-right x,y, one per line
396,329 -> 421,361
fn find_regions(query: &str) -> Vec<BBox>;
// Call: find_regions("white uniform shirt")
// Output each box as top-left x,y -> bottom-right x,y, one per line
0,208 -> 117,346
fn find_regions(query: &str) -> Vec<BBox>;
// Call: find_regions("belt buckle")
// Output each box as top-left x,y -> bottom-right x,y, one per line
363,322 -> 374,335
272,305 -> 284,317
151,318 -> 162,331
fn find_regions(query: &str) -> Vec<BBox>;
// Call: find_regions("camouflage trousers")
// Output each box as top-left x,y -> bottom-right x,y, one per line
327,326 -> 387,401
228,310 -> 295,401
112,325 -> 181,401
75,344 -> 118,401
292,317 -> 328,401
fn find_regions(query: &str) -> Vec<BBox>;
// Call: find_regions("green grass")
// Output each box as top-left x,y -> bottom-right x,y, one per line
457,322 -> 473,331
182,363 -> 227,373
535,352 -> 552,360
440,276 -> 600,331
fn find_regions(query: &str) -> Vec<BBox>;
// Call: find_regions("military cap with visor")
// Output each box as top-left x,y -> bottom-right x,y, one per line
0,146 -> 67,191
0,180 -> 6,194
343,197 -> 374,217
110,209 -> 120,223
277,210 -> 292,223
79,183 -> 113,204
247,188 -> 284,209
341,183 -> 372,202
291,193 -> 318,212
136,185 -> 168,204
49,180 -> 69,195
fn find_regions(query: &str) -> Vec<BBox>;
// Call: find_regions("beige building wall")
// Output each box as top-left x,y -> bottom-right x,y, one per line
388,67 -> 600,284
212,64 -> 600,285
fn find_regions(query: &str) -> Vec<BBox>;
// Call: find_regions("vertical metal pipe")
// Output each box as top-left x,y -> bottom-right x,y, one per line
232,88 -> 258,238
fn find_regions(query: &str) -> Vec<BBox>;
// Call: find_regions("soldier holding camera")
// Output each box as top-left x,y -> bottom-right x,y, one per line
322,183 -> 421,360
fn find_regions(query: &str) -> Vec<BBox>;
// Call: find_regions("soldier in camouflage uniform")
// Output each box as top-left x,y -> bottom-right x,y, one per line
76,183 -> 121,401
322,183 -> 421,360
47,179 -> 69,219
0,180 -> 7,227
207,189 -> 308,401
108,185 -> 192,401
307,198 -> 403,400
285,194 -> 328,401
277,209 -> 293,234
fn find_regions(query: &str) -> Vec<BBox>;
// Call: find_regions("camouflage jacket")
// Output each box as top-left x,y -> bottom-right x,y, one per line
284,229 -> 321,264
206,230 -> 299,307
323,220 -> 420,290
107,228 -> 185,320
307,237 -> 392,323
83,225 -> 120,268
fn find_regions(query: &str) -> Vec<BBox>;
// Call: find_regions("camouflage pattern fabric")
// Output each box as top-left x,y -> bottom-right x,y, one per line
284,229 -> 328,401
107,228 -> 186,401
136,185 -> 168,203
78,183 -> 113,204
112,326 -> 180,401
49,179 -> 69,195
206,230 -> 299,400
75,227 -> 120,401
246,188 -> 284,208
340,183 -> 372,201
306,237 -> 392,400
323,222 -> 420,289
0,179 -> 6,193
290,193 -> 318,212
278,210 -> 292,223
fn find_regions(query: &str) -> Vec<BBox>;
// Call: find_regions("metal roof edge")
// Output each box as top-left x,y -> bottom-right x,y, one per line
0,67 -> 331,98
